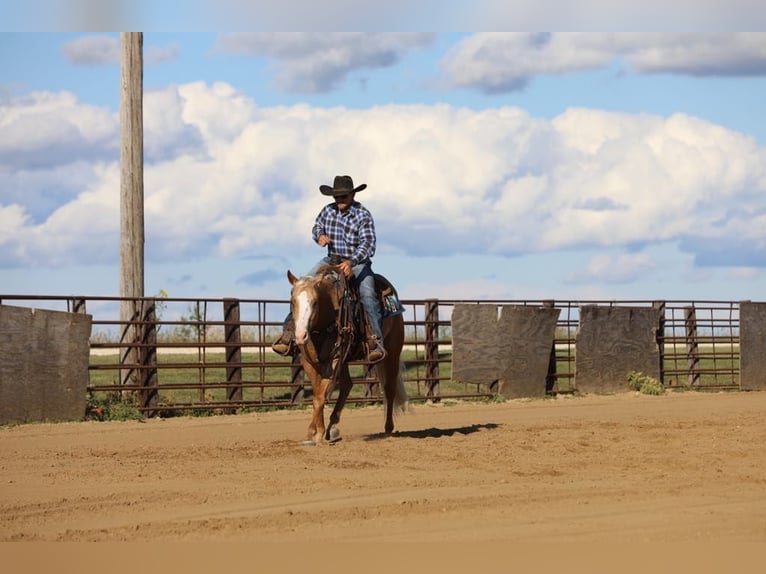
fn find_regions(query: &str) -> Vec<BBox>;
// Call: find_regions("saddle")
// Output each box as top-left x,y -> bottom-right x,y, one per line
332,272 -> 404,363
374,274 -> 405,319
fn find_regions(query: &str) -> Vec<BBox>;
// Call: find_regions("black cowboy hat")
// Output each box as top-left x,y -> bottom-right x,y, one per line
319,175 -> 367,196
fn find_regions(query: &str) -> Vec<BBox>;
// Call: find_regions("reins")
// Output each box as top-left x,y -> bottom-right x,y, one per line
326,270 -> 358,393
299,268 -> 359,395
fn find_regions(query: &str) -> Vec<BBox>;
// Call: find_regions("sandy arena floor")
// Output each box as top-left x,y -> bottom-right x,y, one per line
2,391 -> 765,570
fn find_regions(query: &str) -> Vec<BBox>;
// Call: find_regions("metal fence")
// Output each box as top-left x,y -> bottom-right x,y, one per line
0,295 -> 744,415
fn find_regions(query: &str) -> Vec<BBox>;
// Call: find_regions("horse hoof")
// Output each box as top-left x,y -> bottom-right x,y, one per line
327,427 -> 341,444
301,440 -> 317,447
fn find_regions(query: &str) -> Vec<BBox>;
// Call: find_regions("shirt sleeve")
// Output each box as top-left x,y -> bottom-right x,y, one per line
350,208 -> 376,266
312,205 -> 329,243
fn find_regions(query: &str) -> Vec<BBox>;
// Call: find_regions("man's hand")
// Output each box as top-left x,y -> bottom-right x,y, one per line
337,259 -> 353,278
317,235 -> 331,247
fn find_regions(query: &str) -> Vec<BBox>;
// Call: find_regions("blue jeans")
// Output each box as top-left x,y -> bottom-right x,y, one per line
288,258 -> 384,341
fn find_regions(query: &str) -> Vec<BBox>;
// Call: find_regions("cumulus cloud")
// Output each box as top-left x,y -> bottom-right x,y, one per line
0,91 -> 118,169
1,82 -> 764,274
440,33 -> 766,93
212,32 -> 435,93
7,0 -> 765,33
465,0 -> 766,31
62,35 -> 179,66
566,253 -> 657,284
62,35 -> 121,65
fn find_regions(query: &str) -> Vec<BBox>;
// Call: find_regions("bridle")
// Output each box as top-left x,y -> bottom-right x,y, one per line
295,268 -> 360,396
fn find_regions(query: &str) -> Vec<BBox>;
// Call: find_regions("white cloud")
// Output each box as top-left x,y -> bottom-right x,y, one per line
440,33 -> 766,93
7,1 -> 766,33
62,35 -> 121,65
0,204 -> 29,245
0,91 -> 117,168
566,253 -> 657,284
145,44 -> 180,65
404,277 -> 516,300
469,1 -> 766,31
62,34 -> 179,66
212,32 -> 435,93
625,33 -> 766,76
2,83 -> 764,275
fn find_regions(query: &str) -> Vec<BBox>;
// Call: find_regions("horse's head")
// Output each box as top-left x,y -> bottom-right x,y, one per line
287,269 -> 337,346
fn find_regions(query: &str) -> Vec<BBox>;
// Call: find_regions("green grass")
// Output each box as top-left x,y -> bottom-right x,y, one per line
87,349 -> 482,410
87,347 -> 738,417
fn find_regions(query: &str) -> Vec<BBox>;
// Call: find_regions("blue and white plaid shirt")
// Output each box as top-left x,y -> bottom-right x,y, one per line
312,201 -> 376,266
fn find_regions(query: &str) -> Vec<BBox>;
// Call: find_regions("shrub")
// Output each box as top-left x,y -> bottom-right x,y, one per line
86,392 -> 144,421
627,371 -> 665,395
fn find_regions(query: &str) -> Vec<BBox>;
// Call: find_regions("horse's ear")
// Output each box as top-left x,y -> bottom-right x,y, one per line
287,270 -> 298,285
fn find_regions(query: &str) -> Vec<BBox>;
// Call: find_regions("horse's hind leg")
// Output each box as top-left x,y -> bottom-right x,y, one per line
326,368 -> 352,443
378,359 -> 397,434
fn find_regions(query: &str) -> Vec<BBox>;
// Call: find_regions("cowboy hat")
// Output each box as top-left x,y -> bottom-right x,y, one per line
319,175 -> 367,196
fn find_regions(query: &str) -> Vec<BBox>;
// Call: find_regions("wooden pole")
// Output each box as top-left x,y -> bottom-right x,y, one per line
119,32 -> 145,386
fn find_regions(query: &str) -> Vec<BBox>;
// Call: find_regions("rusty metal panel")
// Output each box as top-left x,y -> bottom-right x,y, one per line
0,305 -> 92,424
498,305 -> 560,399
0,294 -> 750,413
576,305 -> 661,394
451,304 -> 499,385
740,301 -> 766,391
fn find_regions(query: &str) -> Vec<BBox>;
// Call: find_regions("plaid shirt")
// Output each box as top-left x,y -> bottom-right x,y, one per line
312,201 -> 376,266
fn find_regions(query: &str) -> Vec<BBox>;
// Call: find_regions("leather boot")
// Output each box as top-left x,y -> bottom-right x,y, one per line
368,336 -> 386,363
271,321 -> 296,357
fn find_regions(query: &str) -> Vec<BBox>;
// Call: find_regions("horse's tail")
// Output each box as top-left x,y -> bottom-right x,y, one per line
391,363 -> 410,416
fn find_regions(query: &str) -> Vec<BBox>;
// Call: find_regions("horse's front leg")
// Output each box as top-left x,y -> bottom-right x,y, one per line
306,389 -> 326,445
307,375 -> 340,445
302,361 -> 326,445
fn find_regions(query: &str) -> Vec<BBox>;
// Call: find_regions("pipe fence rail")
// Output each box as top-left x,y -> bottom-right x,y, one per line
0,295 -> 746,416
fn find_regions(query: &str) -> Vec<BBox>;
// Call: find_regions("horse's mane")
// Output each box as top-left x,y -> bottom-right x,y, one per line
292,265 -> 337,289
313,264 -> 341,280
291,265 -> 346,312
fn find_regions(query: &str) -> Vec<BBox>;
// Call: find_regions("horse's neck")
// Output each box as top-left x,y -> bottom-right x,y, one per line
314,280 -> 340,329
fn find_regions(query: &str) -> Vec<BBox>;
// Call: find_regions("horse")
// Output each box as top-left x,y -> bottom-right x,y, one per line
287,265 -> 408,445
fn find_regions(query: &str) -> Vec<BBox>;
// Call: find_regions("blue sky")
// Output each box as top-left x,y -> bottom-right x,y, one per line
1,32 -> 766,306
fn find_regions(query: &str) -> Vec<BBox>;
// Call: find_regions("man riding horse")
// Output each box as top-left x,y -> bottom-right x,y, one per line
272,175 -> 387,363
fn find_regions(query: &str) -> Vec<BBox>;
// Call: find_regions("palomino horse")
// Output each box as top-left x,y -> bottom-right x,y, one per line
287,266 -> 408,445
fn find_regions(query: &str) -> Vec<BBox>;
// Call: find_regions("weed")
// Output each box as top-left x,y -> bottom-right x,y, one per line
86,392 -> 144,421
627,371 -> 665,395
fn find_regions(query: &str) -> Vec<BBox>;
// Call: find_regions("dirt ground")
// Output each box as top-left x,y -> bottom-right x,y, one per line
2,390 -> 766,569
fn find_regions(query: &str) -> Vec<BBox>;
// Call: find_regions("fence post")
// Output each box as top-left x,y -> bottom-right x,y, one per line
223,298 -> 242,412
119,299 -> 140,389
684,305 -> 700,387
70,298 -> 87,315
653,300 -> 666,385
289,354 -> 305,404
138,298 -> 158,415
363,364 -> 380,400
424,299 -> 440,401
543,300 -> 557,393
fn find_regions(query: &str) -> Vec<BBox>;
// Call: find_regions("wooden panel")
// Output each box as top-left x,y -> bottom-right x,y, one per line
740,301 -> 766,391
576,305 -> 661,394
0,305 -> 92,424
452,304 -> 560,398
498,305 -> 560,398
451,304 -> 500,385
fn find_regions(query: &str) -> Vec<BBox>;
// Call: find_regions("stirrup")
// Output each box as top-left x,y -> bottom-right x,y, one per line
272,338 -> 296,357
368,339 -> 386,363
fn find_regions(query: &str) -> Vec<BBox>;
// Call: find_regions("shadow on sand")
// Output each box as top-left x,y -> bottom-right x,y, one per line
364,422 -> 500,441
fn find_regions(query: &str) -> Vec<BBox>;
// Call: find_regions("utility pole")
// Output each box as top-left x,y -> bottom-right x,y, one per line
119,32 -> 144,385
